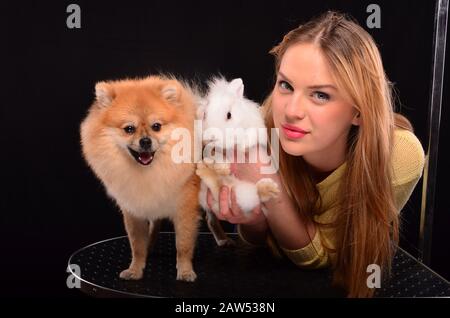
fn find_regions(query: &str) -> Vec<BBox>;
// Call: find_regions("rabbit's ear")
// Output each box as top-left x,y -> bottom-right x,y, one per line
229,78 -> 244,98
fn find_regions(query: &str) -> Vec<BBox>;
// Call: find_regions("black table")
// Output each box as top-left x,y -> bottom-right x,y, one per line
68,232 -> 450,298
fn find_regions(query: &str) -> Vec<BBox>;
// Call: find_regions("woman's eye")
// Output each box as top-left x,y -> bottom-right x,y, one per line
312,91 -> 330,102
278,80 -> 293,92
124,125 -> 136,134
151,123 -> 161,132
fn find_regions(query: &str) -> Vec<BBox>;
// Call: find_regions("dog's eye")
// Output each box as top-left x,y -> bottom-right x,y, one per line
227,112 -> 232,120
124,125 -> 136,134
152,123 -> 161,132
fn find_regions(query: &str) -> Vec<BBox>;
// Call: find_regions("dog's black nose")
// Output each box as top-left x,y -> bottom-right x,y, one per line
139,137 -> 152,150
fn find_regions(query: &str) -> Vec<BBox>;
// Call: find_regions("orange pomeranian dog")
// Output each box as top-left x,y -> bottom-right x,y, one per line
80,75 -> 201,282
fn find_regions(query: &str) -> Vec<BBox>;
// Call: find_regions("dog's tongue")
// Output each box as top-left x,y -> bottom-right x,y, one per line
139,152 -> 153,165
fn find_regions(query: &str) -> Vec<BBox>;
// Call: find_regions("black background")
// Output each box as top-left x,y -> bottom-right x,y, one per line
1,0 -> 448,297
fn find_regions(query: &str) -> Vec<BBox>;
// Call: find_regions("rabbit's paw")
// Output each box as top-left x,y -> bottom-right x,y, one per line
203,157 -> 215,167
213,162 -> 231,176
256,178 -> 280,202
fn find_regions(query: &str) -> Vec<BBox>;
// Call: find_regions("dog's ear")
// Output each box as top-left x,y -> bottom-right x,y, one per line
95,82 -> 115,107
161,81 -> 181,105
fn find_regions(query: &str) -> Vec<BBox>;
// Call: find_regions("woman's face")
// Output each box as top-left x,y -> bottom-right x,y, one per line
272,43 -> 360,172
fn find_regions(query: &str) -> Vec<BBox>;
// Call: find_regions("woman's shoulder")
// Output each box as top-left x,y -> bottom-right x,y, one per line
391,129 -> 426,186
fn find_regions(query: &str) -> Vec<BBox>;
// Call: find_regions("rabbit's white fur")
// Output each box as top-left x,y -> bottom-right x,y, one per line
196,77 -> 279,216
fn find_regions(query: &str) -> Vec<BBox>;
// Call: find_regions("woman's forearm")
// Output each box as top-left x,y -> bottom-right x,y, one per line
261,173 -> 316,250
239,173 -> 316,249
233,152 -> 316,249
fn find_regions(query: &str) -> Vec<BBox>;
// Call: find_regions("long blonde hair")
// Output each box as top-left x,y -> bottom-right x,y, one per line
263,11 -> 413,297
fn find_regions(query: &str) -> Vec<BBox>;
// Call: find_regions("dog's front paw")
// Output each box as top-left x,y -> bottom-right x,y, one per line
176,269 -> 197,282
119,267 -> 144,280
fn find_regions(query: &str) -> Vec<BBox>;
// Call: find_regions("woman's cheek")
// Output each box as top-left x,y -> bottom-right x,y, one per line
271,100 -> 283,127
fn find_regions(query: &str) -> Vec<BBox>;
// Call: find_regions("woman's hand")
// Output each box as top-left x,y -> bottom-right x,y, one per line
206,185 -> 265,225
206,148 -> 275,225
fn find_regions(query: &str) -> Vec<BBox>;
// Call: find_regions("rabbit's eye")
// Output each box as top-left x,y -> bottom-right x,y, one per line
227,112 -> 232,120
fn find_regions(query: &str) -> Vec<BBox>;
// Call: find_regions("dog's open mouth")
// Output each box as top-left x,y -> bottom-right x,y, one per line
128,147 -> 155,166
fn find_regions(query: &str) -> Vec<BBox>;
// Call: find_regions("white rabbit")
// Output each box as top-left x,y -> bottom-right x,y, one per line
195,77 -> 279,246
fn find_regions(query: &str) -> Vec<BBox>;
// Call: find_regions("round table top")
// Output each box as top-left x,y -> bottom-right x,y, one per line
68,232 -> 450,298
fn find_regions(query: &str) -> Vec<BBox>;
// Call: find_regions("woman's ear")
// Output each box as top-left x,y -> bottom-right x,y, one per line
352,112 -> 361,126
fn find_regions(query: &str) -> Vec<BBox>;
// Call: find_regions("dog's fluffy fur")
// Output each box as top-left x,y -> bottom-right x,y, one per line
80,75 -> 201,282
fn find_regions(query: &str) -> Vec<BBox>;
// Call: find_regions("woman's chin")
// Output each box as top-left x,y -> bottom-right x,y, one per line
280,140 -> 305,156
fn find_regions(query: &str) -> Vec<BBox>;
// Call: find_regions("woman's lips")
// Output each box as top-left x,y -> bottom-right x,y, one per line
281,124 -> 309,139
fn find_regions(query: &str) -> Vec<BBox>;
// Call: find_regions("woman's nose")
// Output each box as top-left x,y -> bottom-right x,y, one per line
285,93 -> 306,119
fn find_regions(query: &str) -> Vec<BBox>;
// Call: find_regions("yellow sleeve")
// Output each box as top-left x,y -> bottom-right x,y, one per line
394,177 -> 423,212
238,224 -> 328,265
391,129 -> 426,211
280,229 -> 330,269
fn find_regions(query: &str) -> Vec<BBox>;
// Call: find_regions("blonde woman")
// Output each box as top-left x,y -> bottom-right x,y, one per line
206,11 -> 425,297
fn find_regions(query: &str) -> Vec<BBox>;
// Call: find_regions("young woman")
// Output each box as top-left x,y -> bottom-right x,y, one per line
206,11 -> 425,297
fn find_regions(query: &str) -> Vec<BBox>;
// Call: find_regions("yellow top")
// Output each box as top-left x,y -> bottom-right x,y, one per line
239,128 -> 426,268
